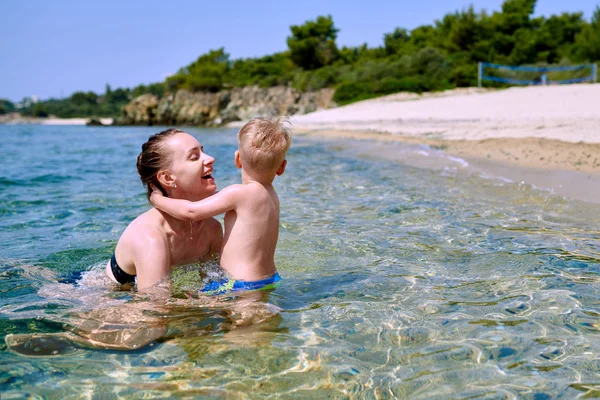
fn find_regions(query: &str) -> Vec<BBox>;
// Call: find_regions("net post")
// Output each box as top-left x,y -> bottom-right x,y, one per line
478,62 -> 482,88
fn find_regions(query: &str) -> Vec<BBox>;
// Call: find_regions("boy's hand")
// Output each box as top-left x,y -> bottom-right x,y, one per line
150,184 -> 161,194
149,184 -> 163,205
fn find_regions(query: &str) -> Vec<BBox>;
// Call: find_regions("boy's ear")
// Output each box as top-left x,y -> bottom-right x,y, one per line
234,150 -> 242,169
157,170 -> 175,188
276,159 -> 287,176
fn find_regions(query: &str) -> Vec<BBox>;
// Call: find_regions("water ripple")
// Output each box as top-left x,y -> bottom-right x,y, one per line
0,126 -> 599,398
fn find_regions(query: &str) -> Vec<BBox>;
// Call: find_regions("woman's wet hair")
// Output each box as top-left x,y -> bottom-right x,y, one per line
137,128 -> 184,200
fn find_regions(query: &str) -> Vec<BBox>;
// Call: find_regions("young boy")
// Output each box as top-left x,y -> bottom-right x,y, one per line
150,117 -> 291,295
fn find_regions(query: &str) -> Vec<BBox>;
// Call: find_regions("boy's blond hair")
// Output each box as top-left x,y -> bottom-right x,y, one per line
238,117 -> 292,174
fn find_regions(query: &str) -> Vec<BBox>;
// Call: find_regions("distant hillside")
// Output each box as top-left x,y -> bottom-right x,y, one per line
18,0 -> 600,122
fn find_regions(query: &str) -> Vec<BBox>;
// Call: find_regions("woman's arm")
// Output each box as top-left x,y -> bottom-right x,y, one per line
150,185 -> 243,221
131,231 -> 171,293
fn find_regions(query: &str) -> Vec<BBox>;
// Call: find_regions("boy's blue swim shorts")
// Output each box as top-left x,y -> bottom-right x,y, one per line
200,272 -> 281,296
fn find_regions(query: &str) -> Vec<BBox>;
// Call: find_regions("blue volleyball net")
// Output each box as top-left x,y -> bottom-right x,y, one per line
478,62 -> 598,87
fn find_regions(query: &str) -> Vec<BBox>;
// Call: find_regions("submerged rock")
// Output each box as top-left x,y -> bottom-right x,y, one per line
86,118 -> 104,126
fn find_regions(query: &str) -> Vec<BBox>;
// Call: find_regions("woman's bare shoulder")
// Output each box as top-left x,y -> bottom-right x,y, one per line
119,208 -> 167,248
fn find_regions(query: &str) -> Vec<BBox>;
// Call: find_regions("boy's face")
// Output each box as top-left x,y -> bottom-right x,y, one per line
166,132 -> 216,201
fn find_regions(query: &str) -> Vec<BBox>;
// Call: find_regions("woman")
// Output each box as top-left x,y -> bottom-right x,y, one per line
7,129 -> 224,355
105,128 -> 223,291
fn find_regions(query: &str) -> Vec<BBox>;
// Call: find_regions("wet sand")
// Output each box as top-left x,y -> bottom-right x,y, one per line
295,129 -> 600,175
295,130 -> 600,203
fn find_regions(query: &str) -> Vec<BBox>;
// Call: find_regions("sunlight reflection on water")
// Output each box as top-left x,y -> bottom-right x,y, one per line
0,126 -> 599,398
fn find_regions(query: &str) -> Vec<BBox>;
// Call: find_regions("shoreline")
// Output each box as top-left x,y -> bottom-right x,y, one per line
295,129 -> 600,174
0,113 -> 113,126
296,128 -> 600,204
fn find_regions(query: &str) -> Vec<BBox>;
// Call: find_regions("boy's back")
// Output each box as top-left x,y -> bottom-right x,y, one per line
220,181 -> 280,281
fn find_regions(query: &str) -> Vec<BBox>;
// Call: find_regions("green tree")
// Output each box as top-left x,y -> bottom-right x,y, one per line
0,99 -> 15,115
287,15 -> 339,70
573,7 -> 600,61
408,25 -> 437,49
442,7 -> 486,55
536,13 -> 586,63
167,48 -> 229,92
384,28 -> 410,55
106,87 -> 130,104
500,0 -> 537,32
336,44 -> 371,64
228,53 -> 294,87
32,102 -> 49,117
482,0 -> 537,62
130,82 -> 165,98
70,91 -> 98,105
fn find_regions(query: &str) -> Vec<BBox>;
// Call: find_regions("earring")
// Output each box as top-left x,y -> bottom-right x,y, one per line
172,183 -> 177,188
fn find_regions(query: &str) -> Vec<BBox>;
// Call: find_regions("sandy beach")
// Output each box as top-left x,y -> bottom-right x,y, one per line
288,84 -> 600,202
0,113 -> 113,126
290,84 -> 600,170
41,118 -> 113,126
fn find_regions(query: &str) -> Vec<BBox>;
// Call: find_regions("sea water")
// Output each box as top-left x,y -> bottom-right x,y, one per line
0,125 -> 598,398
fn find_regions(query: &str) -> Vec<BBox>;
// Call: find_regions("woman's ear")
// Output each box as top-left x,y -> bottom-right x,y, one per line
157,170 -> 176,188
276,159 -> 287,176
235,150 -> 242,169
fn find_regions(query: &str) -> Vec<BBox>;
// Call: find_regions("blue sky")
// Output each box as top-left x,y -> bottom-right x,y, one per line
0,0 -> 596,102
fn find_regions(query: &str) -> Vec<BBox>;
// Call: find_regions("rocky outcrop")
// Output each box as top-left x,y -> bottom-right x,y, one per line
0,112 -> 28,123
120,94 -> 159,125
116,86 -> 335,126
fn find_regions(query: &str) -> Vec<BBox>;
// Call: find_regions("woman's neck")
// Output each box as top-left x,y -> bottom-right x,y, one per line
157,209 -> 204,235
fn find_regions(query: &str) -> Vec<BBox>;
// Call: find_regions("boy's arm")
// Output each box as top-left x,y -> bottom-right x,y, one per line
150,185 -> 243,221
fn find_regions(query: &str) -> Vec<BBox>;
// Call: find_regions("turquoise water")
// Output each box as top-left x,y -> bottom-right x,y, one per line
1,125 -> 599,398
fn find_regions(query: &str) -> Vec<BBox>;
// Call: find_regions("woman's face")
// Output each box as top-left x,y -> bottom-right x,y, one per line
163,132 -> 216,201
